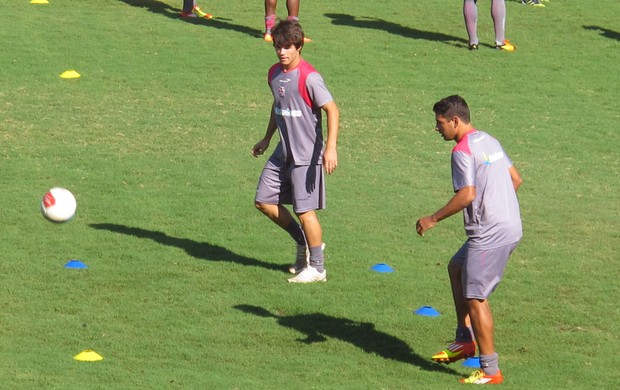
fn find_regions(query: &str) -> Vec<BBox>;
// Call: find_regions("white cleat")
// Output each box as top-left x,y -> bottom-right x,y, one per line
287,266 -> 327,283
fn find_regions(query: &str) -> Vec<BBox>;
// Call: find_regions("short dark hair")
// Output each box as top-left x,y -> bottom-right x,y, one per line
272,20 -> 305,51
433,95 -> 471,123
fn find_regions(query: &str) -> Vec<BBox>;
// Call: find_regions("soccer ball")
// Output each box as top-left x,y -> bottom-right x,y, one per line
41,187 -> 77,223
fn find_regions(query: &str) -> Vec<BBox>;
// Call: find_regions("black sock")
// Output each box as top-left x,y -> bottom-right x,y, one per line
285,221 -> 306,246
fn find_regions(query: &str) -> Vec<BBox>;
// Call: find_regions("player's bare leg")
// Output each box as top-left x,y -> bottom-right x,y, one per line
467,298 -> 501,379
468,299 -> 494,356
449,262 -> 471,331
255,202 -> 293,228
432,261 -> 476,363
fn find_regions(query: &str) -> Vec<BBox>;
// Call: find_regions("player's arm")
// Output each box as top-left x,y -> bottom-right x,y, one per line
322,100 -> 339,174
252,103 -> 278,157
509,165 -> 522,192
415,186 -> 476,237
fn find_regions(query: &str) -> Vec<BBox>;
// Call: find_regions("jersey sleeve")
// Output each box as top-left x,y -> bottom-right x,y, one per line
451,150 -> 476,192
305,72 -> 333,108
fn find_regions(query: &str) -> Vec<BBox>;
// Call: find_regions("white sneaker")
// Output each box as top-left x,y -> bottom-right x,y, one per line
287,266 -> 327,283
288,243 -> 326,274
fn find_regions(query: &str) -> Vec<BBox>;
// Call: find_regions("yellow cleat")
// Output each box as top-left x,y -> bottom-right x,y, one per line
460,369 -> 504,385
496,39 -> 517,52
431,341 -> 476,363
192,6 -> 213,19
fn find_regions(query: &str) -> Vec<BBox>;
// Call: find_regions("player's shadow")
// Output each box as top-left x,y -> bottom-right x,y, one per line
234,304 -> 461,375
324,13 -> 468,48
116,0 -> 262,38
89,223 -> 286,272
583,25 -> 620,41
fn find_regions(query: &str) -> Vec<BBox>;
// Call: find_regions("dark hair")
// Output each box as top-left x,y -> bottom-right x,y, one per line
432,95 -> 471,123
272,20 -> 305,51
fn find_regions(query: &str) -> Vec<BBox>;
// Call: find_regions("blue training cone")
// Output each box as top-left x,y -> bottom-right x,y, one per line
414,306 -> 440,317
64,260 -> 87,269
463,357 -> 481,368
371,263 -> 394,273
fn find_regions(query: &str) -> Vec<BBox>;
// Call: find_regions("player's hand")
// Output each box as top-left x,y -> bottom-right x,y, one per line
323,148 -> 338,174
251,140 -> 269,157
415,216 -> 437,237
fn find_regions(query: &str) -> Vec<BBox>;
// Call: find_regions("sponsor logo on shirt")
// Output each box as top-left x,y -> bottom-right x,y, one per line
483,151 -> 505,165
275,107 -> 302,118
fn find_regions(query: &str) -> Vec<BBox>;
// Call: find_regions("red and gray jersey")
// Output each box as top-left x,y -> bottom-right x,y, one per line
267,60 -> 334,165
451,130 -> 522,248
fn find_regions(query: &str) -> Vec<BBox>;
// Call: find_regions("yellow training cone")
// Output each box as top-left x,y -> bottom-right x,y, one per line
73,350 -> 104,362
31,0 -> 50,4
60,70 -> 81,79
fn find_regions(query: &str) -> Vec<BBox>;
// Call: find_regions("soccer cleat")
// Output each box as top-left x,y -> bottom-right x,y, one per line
460,369 -> 504,384
289,243 -> 326,274
521,0 -> 545,6
287,266 -> 327,283
431,341 -> 476,363
468,43 -> 479,51
495,40 -> 516,52
192,6 -> 213,19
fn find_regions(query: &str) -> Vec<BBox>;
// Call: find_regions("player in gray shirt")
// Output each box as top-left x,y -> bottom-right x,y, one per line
252,20 -> 339,284
416,95 -> 522,384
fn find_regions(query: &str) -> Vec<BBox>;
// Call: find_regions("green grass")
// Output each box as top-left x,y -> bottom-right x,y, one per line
1,0 -> 619,388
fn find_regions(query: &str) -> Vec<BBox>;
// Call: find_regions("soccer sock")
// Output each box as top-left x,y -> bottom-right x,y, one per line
265,15 -> 276,33
463,0 -> 479,45
308,245 -> 324,273
285,220 -> 306,246
491,0 -> 507,44
287,16 -> 299,22
455,326 -> 475,342
480,353 -> 500,376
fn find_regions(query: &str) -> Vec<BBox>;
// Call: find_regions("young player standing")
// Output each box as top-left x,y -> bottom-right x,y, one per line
416,95 -> 523,384
252,20 -> 339,283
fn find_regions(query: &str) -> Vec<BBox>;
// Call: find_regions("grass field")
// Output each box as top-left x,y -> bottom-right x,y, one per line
1,0 -> 619,388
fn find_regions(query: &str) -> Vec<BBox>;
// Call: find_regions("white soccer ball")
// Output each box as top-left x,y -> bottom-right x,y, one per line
41,187 -> 77,223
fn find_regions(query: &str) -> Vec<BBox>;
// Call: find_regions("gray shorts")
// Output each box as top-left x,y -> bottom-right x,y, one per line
255,158 -> 325,214
450,240 -> 520,300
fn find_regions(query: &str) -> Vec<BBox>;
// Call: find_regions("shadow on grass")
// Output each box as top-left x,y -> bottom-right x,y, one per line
583,25 -> 620,41
324,13 -> 468,48
89,223 -> 287,272
116,0 -> 262,38
235,304 -> 461,375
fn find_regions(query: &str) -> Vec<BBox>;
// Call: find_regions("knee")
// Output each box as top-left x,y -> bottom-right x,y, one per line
255,201 -> 267,213
296,210 -> 317,225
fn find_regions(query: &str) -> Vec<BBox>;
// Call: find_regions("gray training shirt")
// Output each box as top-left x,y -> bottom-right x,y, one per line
451,130 -> 522,248
268,60 -> 333,166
